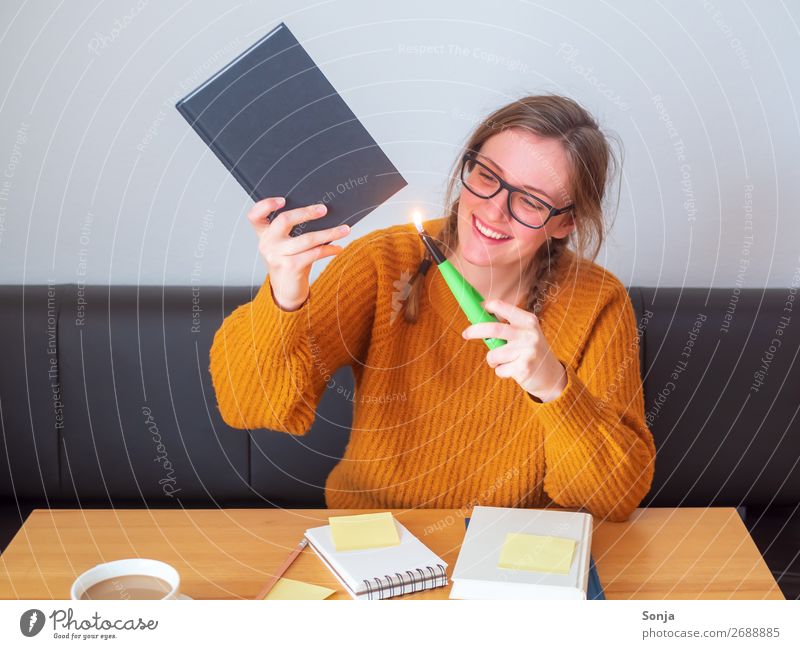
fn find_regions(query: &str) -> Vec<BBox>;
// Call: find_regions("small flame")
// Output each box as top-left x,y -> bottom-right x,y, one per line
411,210 -> 423,232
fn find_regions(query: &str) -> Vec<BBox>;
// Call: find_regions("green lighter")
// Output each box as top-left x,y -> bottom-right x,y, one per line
413,213 -> 507,350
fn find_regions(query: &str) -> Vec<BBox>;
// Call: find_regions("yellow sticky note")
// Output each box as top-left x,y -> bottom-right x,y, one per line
262,577 -> 335,600
329,511 -> 401,551
497,532 -> 577,574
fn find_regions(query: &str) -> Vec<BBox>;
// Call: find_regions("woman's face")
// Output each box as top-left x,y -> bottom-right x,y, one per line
456,128 -> 575,268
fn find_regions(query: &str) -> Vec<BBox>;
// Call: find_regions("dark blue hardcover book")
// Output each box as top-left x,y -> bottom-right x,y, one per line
176,22 -> 406,236
464,517 -> 606,600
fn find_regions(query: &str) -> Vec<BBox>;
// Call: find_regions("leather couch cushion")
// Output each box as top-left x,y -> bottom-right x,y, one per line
641,288 -> 800,507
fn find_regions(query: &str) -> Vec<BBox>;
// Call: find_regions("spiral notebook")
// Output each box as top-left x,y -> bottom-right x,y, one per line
304,520 -> 448,600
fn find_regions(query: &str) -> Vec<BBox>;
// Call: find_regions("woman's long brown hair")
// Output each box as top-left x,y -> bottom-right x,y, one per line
403,94 -> 621,323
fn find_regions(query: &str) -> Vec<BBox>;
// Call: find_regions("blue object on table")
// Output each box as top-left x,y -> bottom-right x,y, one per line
464,517 -> 606,600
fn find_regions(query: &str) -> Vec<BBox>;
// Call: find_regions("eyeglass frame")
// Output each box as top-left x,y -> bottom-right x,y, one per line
459,152 -> 575,229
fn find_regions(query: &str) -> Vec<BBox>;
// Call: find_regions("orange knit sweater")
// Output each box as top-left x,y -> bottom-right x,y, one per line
209,218 -> 656,522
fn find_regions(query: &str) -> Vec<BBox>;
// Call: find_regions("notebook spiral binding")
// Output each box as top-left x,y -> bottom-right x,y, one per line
362,563 -> 448,600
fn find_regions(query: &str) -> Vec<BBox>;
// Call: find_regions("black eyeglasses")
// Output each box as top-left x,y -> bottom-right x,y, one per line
460,153 -> 574,229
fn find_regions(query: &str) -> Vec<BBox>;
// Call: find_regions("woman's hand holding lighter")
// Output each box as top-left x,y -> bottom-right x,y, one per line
462,299 -> 568,403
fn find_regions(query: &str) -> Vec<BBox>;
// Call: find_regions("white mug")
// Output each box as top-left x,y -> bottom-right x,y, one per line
70,558 -> 181,600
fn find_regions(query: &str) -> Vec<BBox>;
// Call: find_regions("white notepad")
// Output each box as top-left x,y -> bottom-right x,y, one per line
450,506 -> 593,600
304,520 -> 448,600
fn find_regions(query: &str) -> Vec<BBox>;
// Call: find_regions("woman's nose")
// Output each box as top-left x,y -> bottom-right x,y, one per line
485,188 -> 512,222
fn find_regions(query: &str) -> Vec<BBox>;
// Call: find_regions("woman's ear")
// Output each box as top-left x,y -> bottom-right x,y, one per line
550,213 -> 575,240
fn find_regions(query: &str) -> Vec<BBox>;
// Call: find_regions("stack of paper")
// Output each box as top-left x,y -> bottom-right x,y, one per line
450,506 -> 593,600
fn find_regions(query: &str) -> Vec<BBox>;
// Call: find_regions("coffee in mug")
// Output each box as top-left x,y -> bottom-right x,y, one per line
71,559 -> 181,600
79,574 -> 173,600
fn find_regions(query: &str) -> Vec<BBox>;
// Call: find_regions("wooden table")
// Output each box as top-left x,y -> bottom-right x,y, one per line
0,507 -> 783,599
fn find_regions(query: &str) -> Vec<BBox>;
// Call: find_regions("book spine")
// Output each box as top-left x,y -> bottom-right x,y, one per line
174,100 -> 261,201
361,564 -> 448,600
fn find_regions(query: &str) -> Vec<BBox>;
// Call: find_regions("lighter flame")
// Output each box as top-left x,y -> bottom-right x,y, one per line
411,210 -> 423,232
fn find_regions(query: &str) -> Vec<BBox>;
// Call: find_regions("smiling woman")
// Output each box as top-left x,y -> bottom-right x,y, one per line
404,95 -> 614,321
209,94 -> 655,523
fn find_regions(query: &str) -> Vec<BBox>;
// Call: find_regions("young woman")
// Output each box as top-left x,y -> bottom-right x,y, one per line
210,95 -> 655,523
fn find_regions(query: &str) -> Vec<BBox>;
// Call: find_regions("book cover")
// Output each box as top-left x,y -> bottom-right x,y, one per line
175,22 -> 407,236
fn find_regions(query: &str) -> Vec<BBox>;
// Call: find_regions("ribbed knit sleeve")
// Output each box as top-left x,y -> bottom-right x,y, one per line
533,285 -> 656,522
209,234 -> 378,435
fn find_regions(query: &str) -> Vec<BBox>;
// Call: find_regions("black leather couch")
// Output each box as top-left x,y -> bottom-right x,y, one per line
1,284 -> 798,598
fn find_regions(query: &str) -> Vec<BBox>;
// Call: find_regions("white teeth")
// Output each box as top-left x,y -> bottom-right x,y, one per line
474,216 -> 511,240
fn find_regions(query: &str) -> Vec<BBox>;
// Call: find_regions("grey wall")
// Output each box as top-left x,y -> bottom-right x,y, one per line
0,0 -> 798,289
